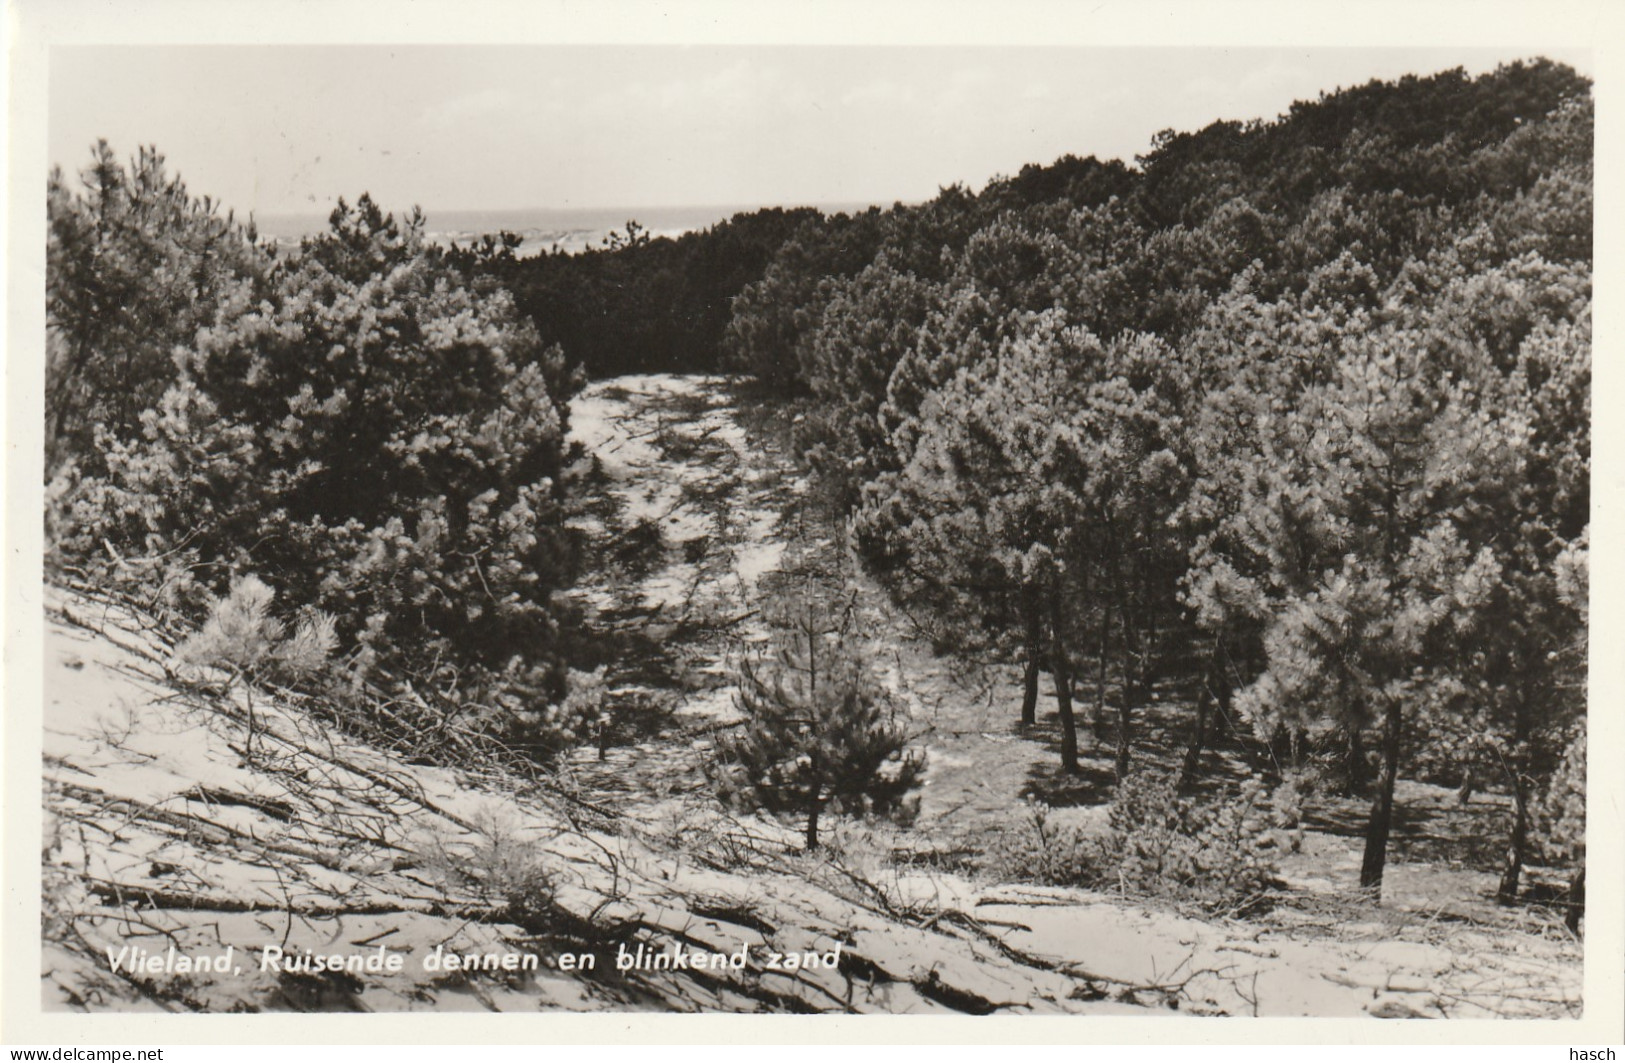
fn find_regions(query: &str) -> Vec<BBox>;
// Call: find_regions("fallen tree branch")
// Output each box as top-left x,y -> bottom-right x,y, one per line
80,875 -> 499,921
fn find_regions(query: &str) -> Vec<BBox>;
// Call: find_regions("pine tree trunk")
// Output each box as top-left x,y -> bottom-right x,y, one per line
235,668 -> 257,763
1211,660 -> 1236,745
1021,657 -> 1040,727
1051,592 -> 1080,774
1021,596 -> 1041,727
1114,581 -> 1137,782
806,609 -> 818,699
1178,667 -> 1214,793
1496,782 -> 1529,906
1565,857 -> 1585,935
1496,682 -> 1534,906
1095,598 -> 1113,739
1343,725 -> 1369,796
1359,696 -> 1404,893
805,797 -> 822,851
1456,767 -> 1475,805
1115,702 -> 1133,781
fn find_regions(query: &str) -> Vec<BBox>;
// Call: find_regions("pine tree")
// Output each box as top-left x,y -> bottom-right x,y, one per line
177,574 -> 337,758
793,258 -> 938,512
708,593 -> 925,850
47,142 -> 266,475
1209,309 -> 1520,894
51,172 -> 584,765
857,312 -> 1092,767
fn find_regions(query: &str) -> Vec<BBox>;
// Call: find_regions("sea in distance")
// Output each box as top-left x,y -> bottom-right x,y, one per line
255,202 -> 884,257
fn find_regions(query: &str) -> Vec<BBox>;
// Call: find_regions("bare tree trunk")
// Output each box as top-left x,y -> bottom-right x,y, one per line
1051,591 -> 1080,775
1359,696 -> 1404,893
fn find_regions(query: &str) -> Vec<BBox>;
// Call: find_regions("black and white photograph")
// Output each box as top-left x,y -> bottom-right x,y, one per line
5,0 -> 1620,1045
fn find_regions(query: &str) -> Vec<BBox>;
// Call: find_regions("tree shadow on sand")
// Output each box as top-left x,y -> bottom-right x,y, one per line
1014,713 -> 1119,807
1016,700 -> 1279,810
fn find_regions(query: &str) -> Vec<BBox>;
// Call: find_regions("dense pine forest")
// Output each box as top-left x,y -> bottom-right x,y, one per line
453,59 -> 1592,909
44,60 -> 1590,1013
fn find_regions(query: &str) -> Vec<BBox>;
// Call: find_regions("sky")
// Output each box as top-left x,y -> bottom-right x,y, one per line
48,45 -> 1595,220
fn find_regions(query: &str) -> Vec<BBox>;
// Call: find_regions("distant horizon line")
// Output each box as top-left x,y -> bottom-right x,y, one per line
254,198 -> 905,223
